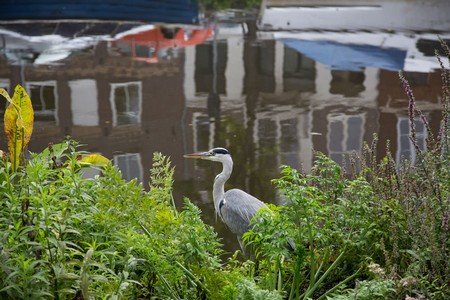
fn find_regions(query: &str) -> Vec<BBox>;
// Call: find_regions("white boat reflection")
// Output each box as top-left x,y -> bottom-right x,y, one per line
259,0 -> 450,32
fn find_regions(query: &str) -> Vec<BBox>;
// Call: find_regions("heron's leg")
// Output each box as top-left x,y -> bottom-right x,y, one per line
237,236 -> 247,257
237,235 -> 257,260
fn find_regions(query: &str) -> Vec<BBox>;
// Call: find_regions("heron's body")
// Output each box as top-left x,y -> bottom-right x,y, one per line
219,189 -> 267,247
184,147 -> 268,251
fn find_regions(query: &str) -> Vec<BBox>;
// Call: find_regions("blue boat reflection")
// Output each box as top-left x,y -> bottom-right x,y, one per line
281,39 -> 407,71
0,0 -> 199,24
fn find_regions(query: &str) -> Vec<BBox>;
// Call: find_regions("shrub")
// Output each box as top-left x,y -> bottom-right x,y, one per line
0,138 -> 226,299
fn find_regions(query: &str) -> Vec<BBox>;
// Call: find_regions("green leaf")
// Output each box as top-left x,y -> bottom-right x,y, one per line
30,141 -> 69,165
3,85 -> 34,171
79,154 -> 110,167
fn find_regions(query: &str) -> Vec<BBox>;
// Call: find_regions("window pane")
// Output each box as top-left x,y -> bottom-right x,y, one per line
330,153 -> 343,166
113,83 -> 141,126
128,85 -> 140,111
329,121 -> 344,152
417,137 -> 426,150
114,154 -> 142,182
29,84 -> 57,122
415,120 -> 425,133
347,116 -> 362,151
400,135 -> 410,150
399,119 -> 409,133
114,87 -> 127,112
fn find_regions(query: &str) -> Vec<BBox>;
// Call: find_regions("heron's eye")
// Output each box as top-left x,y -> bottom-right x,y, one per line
211,148 -> 230,155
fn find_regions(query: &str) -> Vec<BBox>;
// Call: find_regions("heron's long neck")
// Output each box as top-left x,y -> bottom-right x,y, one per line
213,158 -> 232,215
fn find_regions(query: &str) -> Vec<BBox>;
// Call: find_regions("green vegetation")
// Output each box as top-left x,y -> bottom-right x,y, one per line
0,42 -> 449,299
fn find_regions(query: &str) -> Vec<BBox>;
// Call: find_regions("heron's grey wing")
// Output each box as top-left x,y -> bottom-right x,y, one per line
219,189 -> 267,237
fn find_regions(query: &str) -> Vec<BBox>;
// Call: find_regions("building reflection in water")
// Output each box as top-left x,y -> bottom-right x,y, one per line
0,22 -> 447,252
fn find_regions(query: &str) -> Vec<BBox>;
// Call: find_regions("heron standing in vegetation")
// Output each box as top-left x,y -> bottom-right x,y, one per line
184,147 -> 273,253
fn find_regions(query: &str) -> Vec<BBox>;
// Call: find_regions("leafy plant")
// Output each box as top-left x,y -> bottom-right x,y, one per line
1,85 -> 34,171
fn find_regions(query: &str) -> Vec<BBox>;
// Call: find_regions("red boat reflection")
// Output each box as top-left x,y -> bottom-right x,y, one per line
114,26 -> 213,63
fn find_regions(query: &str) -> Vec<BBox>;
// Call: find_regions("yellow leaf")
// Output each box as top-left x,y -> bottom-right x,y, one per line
4,85 -> 34,171
79,154 -> 110,167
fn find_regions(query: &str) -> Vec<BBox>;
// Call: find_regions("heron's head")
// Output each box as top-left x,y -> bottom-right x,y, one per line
184,147 -> 231,163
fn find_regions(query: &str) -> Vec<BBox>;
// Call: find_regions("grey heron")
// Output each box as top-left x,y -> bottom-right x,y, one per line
184,147 -> 268,253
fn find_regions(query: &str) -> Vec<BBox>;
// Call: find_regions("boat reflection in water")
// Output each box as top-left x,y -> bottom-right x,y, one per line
0,22 -> 214,188
0,2 -> 449,251
114,27 -> 213,63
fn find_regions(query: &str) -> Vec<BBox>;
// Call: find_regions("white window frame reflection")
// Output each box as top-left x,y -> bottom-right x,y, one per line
113,153 -> 143,182
110,82 -> 142,127
396,116 -> 427,166
26,81 -> 58,124
327,113 -> 365,166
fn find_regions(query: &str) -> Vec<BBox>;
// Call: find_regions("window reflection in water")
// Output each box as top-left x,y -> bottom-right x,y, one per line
258,40 -> 276,92
283,47 -> 316,92
70,79 -> 98,126
327,114 -> 364,167
114,153 -> 143,182
194,43 -> 227,95
27,82 -> 57,123
396,116 -> 427,166
110,82 -> 142,127
330,70 -> 365,97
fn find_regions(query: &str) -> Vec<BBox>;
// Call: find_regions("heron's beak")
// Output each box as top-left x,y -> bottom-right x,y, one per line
184,151 -> 211,159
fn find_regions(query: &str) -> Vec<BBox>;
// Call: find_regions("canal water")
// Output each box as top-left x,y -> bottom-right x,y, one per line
0,14 -> 448,253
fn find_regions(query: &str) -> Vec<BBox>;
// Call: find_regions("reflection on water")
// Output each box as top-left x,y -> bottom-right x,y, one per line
0,19 -> 448,252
